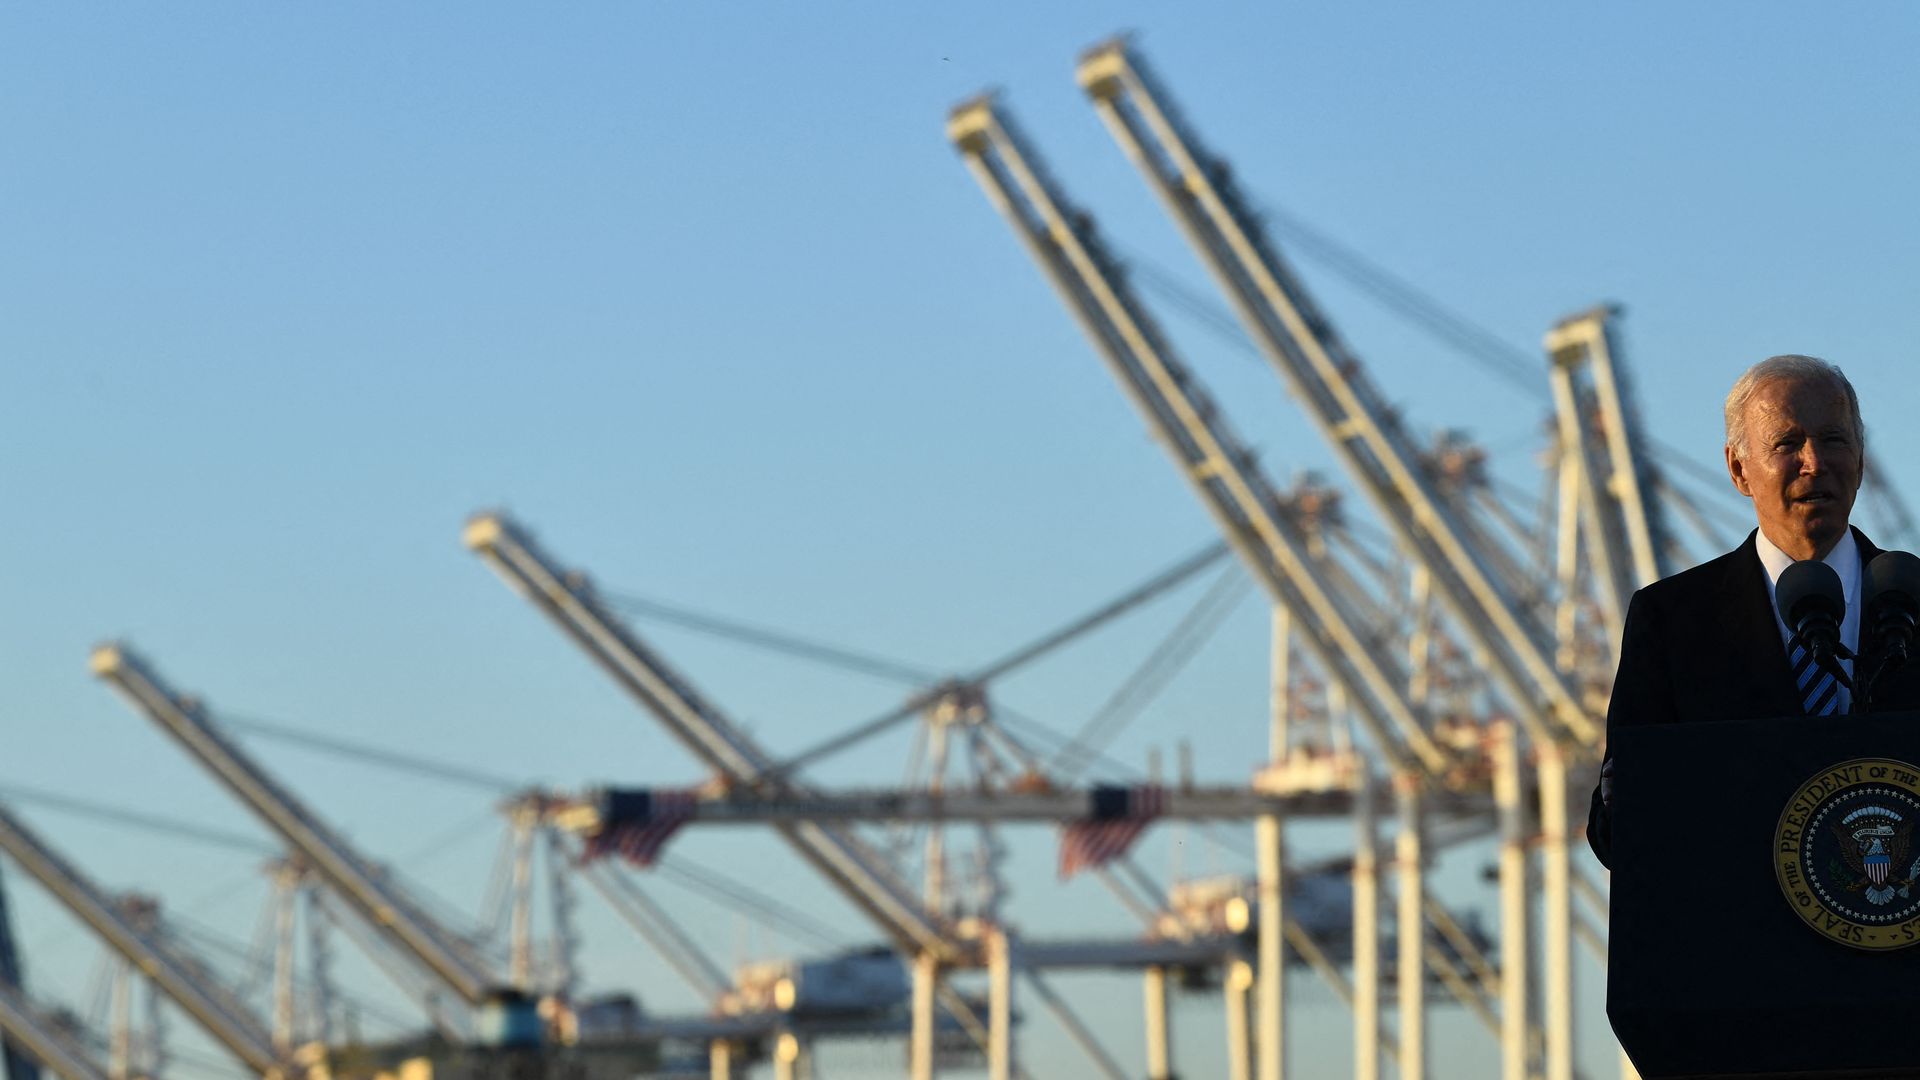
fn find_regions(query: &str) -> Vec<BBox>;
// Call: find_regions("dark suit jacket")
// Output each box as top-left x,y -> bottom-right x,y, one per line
1587,526 -> 1920,867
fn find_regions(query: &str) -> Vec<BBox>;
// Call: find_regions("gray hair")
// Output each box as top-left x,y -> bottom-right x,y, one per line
1723,354 -> 1864,457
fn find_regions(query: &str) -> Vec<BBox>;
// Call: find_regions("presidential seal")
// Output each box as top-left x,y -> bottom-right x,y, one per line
1775,757 -> 1920,950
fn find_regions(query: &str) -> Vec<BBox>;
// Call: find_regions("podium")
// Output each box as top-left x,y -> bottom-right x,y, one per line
1610,712 -> 1920,1079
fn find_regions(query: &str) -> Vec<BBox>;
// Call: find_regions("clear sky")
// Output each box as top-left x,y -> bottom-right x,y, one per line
4,4 -> 1919,1078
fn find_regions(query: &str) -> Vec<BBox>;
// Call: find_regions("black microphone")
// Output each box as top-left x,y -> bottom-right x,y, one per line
1866,551 -> 1920,667
1776,559 -> 1848,670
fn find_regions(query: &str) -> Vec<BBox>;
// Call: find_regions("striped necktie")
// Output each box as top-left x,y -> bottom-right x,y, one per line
1791,639 -> 1845,715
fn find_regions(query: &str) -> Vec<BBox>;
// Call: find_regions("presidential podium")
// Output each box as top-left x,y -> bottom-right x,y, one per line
1610,712 -> 1920,1079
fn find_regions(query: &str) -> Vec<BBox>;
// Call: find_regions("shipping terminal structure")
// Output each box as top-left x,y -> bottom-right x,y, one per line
4,36 -> 1906,1080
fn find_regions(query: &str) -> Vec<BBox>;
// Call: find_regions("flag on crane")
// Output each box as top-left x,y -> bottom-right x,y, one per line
1059,784 -> 1167,879
582,788 -> 699,868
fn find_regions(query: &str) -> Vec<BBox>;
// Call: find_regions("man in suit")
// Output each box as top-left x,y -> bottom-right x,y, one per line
1588,354 -> 1901,868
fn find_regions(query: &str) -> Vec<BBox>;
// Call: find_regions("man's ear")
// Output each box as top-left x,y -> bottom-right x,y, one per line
1727,443 -> 1754,498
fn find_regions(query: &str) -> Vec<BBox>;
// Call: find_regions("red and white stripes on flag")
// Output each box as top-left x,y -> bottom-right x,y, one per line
582,788 -> 699,868
1059,784 -> 1167,879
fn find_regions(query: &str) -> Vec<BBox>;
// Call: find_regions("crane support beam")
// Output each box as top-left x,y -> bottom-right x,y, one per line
1015,935 -> 1240,969
946,94 -> 1449,780
89,644 -> 498,1006
1545,307 -> 1673,596
1,863 -> 43,1080
0,985 -> 108,1080
463,513 -> 959,963
0,800 -> 286,1077
1075,40 -> 1594,748
553,782 -> 1446,832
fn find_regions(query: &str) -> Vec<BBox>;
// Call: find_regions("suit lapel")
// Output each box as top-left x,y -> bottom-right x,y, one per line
1854,526 -> 1885,671
1721,531 -> 1803,717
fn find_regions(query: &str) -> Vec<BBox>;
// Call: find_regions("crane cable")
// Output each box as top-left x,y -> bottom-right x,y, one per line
217,715 -> 850,957
1114,204 -> 1774,520
1050,564 -> 1250,780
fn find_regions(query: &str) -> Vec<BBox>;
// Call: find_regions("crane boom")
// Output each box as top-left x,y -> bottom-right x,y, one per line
1545,307 -> 1675,598
946,96 -> 1449,778
0,799 -> 285,1077
0,865 -> 42,1080
1075,41 -> 1595,747
89,645 -> 498,1006
462,513 -> 961,962
0,985 -> 107,1080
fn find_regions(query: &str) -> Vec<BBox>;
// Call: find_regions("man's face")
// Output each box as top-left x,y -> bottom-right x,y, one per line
1726,376 -> 1863,560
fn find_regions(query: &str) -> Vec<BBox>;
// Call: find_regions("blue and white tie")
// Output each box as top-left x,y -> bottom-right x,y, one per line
1791,640 -> 1845,715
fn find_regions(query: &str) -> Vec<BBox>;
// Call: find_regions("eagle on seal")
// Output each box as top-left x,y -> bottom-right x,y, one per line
1832,811 -> 1916,906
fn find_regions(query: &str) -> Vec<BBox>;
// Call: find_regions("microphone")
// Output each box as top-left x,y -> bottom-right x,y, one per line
1866,551 -> 1920,668
1776,560 -> 1848,670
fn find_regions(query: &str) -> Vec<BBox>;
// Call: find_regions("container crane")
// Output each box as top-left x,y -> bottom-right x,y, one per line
1071,41 -> 1620,1080
93,642 -> 917,1079
463,513 -> 958,965
471,513 -> 1427,1078
944,96 -> 1449,785
1074,40 -> 1595,751
946,91 -> 1449,1079
0,986 -> 106,1080
0,799 -> 289,1077
89,644 -> 503,1014
1544,306 -> 1675,648
466,514 -> 1044,1078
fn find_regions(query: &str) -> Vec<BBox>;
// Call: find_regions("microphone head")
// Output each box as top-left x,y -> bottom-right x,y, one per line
1867,551 -> 1920,619
1777,559 -> 1846,631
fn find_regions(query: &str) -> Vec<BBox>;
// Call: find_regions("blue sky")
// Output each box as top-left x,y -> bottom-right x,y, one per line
4,4 -> 1919,1077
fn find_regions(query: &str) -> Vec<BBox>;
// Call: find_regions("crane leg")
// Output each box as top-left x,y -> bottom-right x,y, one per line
1354,768 -> 1380,1080
990,928 -> 1014,1080
1225,958 -> 1253,1080
1145,964 -> 1174,1080
1396,771 -> 1426,1080
1256,812 -> 1284,1080
1495,721 -> 1529,1080
1541,743 -> 1574,1080
911,950 -> 939,1080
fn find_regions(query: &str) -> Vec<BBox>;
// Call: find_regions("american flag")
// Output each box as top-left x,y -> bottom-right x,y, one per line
1059,784 -> 1167,879
582,788 -> 699,868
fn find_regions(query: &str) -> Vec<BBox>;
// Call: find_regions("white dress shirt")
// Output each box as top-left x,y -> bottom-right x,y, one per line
1755,528 -> 1861,713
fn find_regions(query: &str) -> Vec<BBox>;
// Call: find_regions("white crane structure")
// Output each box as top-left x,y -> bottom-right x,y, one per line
947,92 -> 1453,1080
89,645 -> 504,1017
464,515 -> 957,966
470,511 -> 1248,1079
92,643 -> 961,1080
1544,306 -> 1675,652
940,37 -> 1701,1080
0,800 -> 291,1079
467,510 -> 1542,1080
1073,41 -> 1597,754
0,985 -> 107,1080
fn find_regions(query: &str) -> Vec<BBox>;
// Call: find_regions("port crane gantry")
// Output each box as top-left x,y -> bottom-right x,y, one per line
470,511 -> 1228,1079
1077,47 -> 1634,1077
0,984 -> 106,1080
90,644 -> 503,1017
94,642 -> 973,1080
1075,40 -> 1595,753
947,90 -> 1461,1080
468,510 -> 1534,1079
946,39 -> 1680,1080
463,514 -> 958,968
0,799 -> 290,1078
